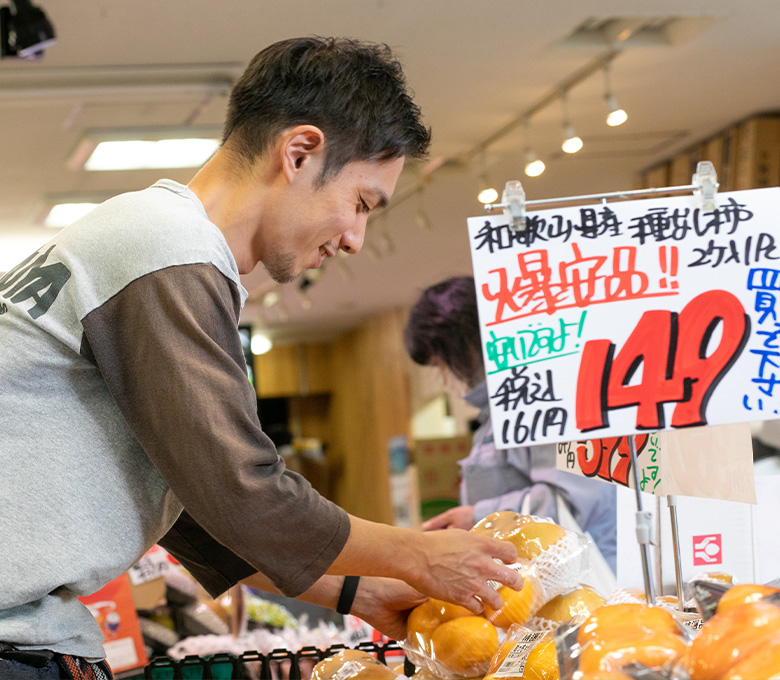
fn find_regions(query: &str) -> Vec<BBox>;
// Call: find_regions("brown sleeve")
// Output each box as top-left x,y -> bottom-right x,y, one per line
158,510 -> 257,597
80,263 -> 350,597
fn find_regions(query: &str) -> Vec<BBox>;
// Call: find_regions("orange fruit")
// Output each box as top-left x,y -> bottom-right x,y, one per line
724,630 -> 780,679
523,639 -> 559,680
578,673 -> 635,680
501,519 -> 567,561
430,616 -> 498,675
704,571 -> 734,584
428,597 -> 473,621
577,604 -> 678,647
406,597 -> 472,654
312,650 -> 399,680
578,632 -> 687,674
483,581 -> 536,628
407,601 -> 445,654
485,639 -> 517,676
472,511 -> 529,538
688,601 -> 780,680
716,583 -> 780,615
535,585 -> 605,624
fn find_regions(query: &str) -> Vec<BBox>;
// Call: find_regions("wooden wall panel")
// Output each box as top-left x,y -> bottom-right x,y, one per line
328,308 -> 412,523
254,345 -> 301,397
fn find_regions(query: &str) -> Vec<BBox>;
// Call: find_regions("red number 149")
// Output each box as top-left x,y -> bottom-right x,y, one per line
576,290 -> 750,432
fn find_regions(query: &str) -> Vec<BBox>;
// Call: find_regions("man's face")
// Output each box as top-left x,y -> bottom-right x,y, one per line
260,155 -> 405,284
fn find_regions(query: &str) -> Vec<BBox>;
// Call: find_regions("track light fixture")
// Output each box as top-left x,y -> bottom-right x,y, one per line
477,171 -> 498,204
524,147 -> 545,177
0,0 -> 56,61
604,62 -> 628,127
560,91 -> 583,154
523,119 -> 545,177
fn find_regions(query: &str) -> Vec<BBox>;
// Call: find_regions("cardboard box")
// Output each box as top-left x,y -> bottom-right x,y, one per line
413,435 -> 471,521
129,575 -> 166,611
734,115 -> 780,190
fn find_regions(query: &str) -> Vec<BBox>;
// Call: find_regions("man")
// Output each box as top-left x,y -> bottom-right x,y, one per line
0,37 -> 521,678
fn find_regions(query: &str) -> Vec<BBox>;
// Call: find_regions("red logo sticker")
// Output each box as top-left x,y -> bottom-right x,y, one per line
692,534 -> 722,566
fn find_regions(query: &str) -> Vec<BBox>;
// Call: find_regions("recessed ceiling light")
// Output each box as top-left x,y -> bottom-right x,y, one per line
44,202 -> 99,228
84,138 -> 220,171
67,127 -> 222,172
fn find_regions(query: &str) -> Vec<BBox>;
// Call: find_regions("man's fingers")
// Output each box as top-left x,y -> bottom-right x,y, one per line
491,537 -> 519,565
478,586 -> 504,611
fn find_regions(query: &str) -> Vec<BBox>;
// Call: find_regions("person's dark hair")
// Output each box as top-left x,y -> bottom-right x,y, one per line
223,36 -> 431,183
404,276 -> 484,386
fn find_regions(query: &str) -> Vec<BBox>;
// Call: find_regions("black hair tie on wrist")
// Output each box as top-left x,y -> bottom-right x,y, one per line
336,575 -> 360,615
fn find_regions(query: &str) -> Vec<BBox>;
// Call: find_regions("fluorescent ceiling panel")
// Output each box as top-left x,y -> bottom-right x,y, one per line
84,137 -> 220,171
44,202 -> 99,228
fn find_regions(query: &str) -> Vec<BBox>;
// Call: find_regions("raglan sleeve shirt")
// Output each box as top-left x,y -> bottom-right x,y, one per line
80,262 -> 350,598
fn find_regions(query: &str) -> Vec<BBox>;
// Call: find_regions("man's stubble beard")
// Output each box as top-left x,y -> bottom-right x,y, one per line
262,248 -> 299,284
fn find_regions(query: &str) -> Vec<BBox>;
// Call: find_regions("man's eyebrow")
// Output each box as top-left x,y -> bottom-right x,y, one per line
373,193 -> 389,211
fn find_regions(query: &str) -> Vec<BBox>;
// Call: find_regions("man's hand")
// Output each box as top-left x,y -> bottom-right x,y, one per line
327,516 -> 523,616
350,577 -> 427,641
409,529 -> 522,613
421,505 -> 475,531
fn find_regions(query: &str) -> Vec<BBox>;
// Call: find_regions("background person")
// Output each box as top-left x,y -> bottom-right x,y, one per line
404,275 -> 617,571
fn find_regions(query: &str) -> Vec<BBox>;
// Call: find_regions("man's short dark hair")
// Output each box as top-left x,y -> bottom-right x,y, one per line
223,36 -> 431,182
404,276 -> 484,386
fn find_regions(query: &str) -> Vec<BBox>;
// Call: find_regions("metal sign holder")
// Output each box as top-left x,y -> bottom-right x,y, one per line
483,161 -> 720,607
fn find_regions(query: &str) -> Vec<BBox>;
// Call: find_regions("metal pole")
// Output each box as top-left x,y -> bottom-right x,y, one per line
628,436 -> 656,605
667,494 -> 686,611
485,183 -> 699,212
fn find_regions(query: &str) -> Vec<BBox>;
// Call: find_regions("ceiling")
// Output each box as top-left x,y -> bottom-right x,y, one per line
2,1 -> 779,345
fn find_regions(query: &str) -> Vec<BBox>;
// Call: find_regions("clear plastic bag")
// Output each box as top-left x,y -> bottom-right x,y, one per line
311,649 -> 406,680
402,598 -> 500,679
477,514 -> 593,629
554,603 -> 692,679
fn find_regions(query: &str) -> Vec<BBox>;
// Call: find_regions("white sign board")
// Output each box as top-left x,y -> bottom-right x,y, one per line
467,187 -> 780,448
615,475 -> 780,592
555,423 -> 756,503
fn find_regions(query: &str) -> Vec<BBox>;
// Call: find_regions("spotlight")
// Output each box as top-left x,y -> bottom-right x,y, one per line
477,174 -> 498,204
250,332 -> 273,356
562,123 -> 583,154
604,63 -> 628,126
560,91 -> 583,154
0,0 -> 56,61
524,147 -> 545,178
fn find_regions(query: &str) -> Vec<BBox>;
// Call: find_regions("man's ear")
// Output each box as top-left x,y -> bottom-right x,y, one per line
280,125 -> 325,183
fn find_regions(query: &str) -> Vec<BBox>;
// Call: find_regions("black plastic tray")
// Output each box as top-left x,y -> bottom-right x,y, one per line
144,640 -> 413,680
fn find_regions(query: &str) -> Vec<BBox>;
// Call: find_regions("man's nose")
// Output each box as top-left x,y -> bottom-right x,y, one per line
339,216 -> 366,254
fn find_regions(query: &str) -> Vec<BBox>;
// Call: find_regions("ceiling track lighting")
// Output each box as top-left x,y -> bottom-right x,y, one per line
560,91 -> 583,154
524,147 -> 545,178
477,172 -> 498,205
603,61 -> 628,127
476,151 -> 498,204
523,119 -> 545,178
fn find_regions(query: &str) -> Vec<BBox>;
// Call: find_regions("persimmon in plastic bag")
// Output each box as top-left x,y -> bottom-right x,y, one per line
402,598 -> 499,679
311,649 -> 406,680
473,513 -> 593,627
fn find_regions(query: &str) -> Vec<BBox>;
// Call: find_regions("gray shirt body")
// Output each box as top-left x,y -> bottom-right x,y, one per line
0,181 -> 349,659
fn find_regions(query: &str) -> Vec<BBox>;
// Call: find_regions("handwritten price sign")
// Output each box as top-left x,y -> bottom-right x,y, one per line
554,424 -> 755,503
468,187 -> 780,449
